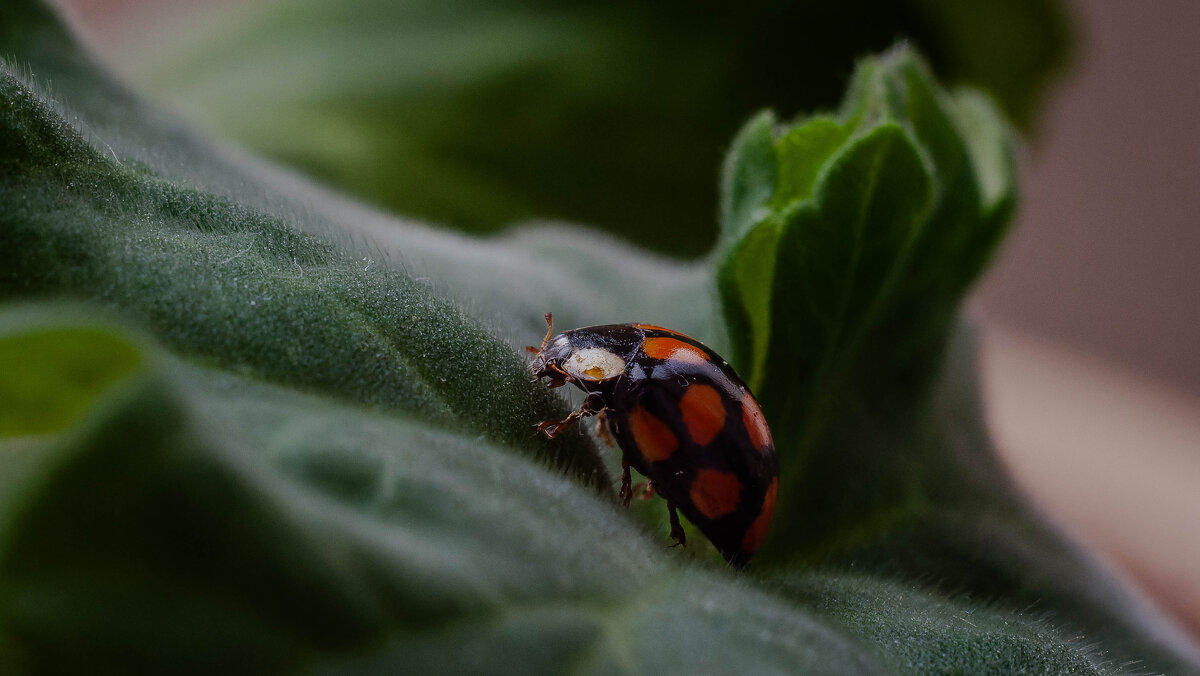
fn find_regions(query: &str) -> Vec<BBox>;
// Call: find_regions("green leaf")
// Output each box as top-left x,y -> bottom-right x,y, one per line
780,572 -> 1107,674
718,48 -> 1011,442
0,34 -> 613,492
0,309 -> 894,674
718,220 -> 780,389
720,120 -> 935,395
772,117 -> 854,209
719,110 -> 776,246
1,2 -> 1195,673
0,311 -> 142,437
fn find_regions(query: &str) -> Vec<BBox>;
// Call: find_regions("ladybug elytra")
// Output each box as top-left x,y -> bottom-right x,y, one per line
529,313 -> 778,567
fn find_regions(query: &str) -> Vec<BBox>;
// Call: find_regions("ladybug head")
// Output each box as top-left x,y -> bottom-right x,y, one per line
528,312 -> 571,387
530,332 -> 573,387
528,313 -> 629,388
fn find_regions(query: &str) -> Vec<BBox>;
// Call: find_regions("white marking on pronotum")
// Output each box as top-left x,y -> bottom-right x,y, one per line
562,347 -> 626,382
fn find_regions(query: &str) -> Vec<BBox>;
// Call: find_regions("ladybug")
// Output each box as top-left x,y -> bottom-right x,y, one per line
528,313 -> 778,567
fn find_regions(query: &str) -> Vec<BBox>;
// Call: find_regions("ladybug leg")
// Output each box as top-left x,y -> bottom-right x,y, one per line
619,456 -> 633,507
640,479 -> 656,500
535,392 -> 603,439
667,500 -> 686,548
530,363 -> 571,387
593,410 -> 614,446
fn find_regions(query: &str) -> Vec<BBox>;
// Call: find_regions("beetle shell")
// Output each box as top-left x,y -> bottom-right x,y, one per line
531,319 -> 778,567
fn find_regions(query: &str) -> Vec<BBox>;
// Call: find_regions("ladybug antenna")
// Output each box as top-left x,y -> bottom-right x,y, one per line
540,312 -> 554,351
525,312 -> 556,355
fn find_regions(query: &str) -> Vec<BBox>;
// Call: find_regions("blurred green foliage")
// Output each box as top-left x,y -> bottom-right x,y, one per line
0,322 -> 141,436
119,0 -> 1070,256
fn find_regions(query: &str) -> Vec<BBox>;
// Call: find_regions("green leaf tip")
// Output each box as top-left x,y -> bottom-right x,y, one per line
714,45 -> 1025,570
710,48 -> 1200,675
718,46 -> 1015,410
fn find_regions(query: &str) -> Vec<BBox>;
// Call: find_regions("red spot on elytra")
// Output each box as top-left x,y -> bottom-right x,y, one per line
629,405 -> 678,462
642,336 -> 710,364
741,478 -> 778,555
741,395 -> 771,453
689,468 -> 743,520
678,384 -> 725,446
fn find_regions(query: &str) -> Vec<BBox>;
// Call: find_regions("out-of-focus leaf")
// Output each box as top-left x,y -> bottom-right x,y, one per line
106,0 -> 1070,257
911,0 -> 1072,130
0,313 -> 141,437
